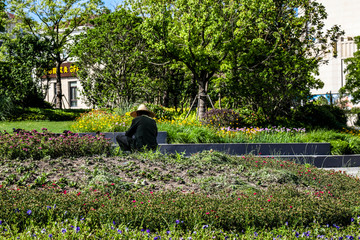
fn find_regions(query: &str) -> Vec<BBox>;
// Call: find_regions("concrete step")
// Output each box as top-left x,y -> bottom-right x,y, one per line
158,143 -> 331,156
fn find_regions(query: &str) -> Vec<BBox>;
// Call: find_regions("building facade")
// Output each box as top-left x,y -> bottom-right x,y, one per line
43,62 -> 90,109
312,0 -> 360,105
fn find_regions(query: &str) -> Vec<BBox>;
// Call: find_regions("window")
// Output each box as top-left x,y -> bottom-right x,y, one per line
69,81 -> 77,107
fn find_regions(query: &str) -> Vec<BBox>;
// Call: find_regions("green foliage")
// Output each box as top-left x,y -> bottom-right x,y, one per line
159,121 -> 222,143
0,95 -> 15,120
330,140 -> 351,155
292,104 -> 347,130
341,36 -> 360,103
7,0 -> 104,108
0,34 -> 54,108
73,9 -> 148,107
131,0 -> 241,119
202,108 -> 244,129
236,107 -> 269,127
220,0 -> 343,121
7,108 -> 86,121
0,0 -> 6,33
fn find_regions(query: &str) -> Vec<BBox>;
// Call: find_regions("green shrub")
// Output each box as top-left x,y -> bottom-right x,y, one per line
0,95 -> 15,120
292,104 -> 347,130
202,108 -> 244,129
330,140 -> 351,155
8,108 -> 87,121
235,107 -> 269,127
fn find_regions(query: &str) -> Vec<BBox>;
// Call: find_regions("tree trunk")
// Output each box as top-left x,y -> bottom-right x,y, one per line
55,61 -> 63,109
197,79 -> 207,119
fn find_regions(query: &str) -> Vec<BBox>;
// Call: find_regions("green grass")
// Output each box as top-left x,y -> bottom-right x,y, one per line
0,121 -> 74,133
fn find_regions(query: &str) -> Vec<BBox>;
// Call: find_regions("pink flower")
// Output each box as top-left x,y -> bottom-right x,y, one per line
132,200 -> 136,203
267,199 -> 271,202
206,212 -> 210,215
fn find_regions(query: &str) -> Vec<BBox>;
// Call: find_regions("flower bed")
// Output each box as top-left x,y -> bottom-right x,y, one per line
0,129 -> 111,160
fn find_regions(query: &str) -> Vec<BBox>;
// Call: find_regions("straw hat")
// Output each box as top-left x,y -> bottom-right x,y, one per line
130,104 -> 156,118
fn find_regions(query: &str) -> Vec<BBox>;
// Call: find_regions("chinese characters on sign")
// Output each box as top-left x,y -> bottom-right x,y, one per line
43,62 -> 79,78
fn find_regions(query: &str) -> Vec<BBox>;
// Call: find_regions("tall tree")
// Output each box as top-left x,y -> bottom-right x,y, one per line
8,0 -> 104,108
223,0 -> 343,121
130,0 -> 241,119
340,36 -> 360,103
0,33 -> 54,107
72,9 -> 147,107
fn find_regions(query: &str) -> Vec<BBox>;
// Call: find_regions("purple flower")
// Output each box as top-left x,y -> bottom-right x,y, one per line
27,210 -> 32,215
146,229 -> 151,233
0,220 -> 2,225
117,230 -> 122,234
48,234 -> 53,238
76,227 -> 80,233
175,220 -> 180,224
61,228 -> 67,233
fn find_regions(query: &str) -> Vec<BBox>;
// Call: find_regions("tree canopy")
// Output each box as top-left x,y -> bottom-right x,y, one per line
7,0 -> 105,108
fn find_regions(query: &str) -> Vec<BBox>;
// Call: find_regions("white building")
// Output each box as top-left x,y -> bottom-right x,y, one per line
312,0 -> 360,105
43,62 -> 90,109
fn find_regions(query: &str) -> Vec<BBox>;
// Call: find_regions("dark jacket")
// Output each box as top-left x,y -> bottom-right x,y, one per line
125,115 -> 158,150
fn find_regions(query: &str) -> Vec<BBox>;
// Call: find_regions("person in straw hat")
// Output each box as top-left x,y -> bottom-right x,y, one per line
116,103 -> 158,152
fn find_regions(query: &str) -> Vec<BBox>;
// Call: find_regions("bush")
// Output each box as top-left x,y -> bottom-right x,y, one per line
0,96 -> 15,120
202,108 -> 244,129
8,108 -> 87,121
292,104 -> 347,130
235,107 -> 269,127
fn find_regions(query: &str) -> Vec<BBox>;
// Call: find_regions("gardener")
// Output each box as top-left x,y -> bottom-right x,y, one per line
116,104 -> 158,152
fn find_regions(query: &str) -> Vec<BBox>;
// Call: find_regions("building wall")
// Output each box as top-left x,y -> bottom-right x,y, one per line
44,77 -> 91,109
313,0 -> 360,96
